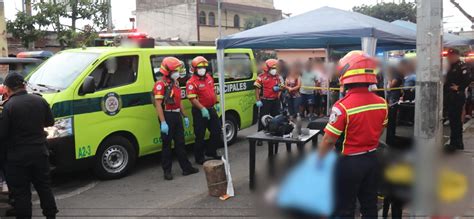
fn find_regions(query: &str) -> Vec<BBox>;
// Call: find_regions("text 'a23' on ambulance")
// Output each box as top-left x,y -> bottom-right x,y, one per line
26,33 -> 259,179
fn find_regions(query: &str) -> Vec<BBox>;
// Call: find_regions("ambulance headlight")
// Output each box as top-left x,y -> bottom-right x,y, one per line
45,117 -> 73,139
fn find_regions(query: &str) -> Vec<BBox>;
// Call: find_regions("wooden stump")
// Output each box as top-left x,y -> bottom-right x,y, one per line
203,160 -> 227,197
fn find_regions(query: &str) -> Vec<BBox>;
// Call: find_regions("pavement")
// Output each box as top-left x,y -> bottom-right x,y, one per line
0,119 -> 472,218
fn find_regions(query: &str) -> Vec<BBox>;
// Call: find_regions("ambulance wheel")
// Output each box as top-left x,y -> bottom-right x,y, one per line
224,114 -> 238,145
94,136 -> 136,180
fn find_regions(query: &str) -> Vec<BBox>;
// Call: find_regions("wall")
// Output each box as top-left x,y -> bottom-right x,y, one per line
136,0 -> 198,42
197,4 -> 280,41
222,0 -> 274,9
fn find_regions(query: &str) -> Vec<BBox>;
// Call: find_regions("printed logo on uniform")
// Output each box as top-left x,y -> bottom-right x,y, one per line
101,92 -> 122,116
199,84 -> 205,88
329,106 -> 342,124
156,84 -> 163,91
188,84 -> 194,90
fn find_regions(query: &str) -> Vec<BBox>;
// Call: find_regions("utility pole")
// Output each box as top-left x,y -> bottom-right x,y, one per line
0,0 -> 7,57
25,0 -> 34,49
107,0 -> 113,32
414,0 -> 443,216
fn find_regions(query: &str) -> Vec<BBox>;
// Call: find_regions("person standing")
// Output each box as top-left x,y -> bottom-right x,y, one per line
444,48 -> 471,151
0,73 -> 58,218
186,56 -> 222,165
153,57 -> 199,180
255,59 -> 283,144
300,60 -> 318,119
284,62 -> 302,119
318,51 -> 388,218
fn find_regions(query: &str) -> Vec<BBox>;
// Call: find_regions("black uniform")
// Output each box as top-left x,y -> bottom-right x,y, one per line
445,60 -> 471,149
0,90 -> 58,218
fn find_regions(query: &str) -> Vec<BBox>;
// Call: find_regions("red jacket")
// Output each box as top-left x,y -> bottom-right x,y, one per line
324,87 -> 388,155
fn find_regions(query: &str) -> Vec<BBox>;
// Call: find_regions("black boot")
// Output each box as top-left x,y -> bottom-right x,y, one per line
164,172 -> 173,180
183,167 -> 199,176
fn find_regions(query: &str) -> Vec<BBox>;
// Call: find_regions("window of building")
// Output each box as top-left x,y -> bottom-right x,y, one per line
262,17 -> 267,24
233,14 -> 240,28
199,11 -> 206,25
208,12 -> 215,26
89,55 -> 139,91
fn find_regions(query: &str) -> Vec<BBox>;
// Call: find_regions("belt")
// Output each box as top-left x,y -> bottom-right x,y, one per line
164,109 -> 180,112
345,148 -> 377,156
262,97 -> 278,100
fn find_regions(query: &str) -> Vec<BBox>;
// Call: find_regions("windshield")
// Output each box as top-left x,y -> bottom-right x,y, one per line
28,52 -> 99,90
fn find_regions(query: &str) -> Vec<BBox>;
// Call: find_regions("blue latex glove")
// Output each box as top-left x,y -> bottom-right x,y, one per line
256,100 -> 263,108
183,117 -> 190,128
201,108 -> 210,120
215,104 -> 221,113
273,85 -> 280,92
160,122 -> 169,135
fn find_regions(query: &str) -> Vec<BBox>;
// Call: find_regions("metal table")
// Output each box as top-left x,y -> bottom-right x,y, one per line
246,129 -> 320,190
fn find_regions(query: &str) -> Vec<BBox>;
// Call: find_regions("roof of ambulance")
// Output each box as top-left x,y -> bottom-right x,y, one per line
64,46 -> 250,55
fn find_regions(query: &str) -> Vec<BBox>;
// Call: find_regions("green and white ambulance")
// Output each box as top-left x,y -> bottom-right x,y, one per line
27,44 -> 258,179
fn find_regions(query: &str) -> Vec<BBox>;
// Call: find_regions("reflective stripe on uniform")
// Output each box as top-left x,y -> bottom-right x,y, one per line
346,103 -> 387,115
342,68 -> 377,78
187,94 -> 198,98
339,103 -> 349,154
326,123 -> 343,136
254,82 -> 262,88
155,94 -> 164,99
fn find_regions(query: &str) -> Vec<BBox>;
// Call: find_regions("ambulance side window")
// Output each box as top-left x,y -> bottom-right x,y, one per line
209,53 -> 252,83
91,55 -> 139,91
150,55 -> 189,87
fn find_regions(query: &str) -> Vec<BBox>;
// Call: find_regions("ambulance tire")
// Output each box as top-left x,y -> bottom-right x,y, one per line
224,114 -> 238,145
94,136 -> 136,180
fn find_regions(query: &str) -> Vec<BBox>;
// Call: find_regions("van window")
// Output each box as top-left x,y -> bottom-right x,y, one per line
150,53 -> 252,86
211,53 -> 252,82
28,52 -> 99,90
89,55 -> 138,91
150,55 -> 194,87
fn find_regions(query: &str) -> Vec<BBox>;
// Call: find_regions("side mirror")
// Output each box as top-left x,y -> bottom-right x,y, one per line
80,76 -> 96,95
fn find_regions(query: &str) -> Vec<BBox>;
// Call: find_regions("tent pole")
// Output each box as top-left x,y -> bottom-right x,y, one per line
325,47 -> 331,116
383,51 -> 389,98
217,0 -> 234,197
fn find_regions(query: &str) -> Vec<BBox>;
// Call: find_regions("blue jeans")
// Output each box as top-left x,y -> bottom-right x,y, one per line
287,96 -> 302,116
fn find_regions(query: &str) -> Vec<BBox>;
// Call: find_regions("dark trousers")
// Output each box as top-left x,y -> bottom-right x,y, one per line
257,99 -> 281,131
334,152 -> 378,219
5,154 -> 58,218
161,112 -> 193,173
447,92 -> 466,147
192,107 -> 222,162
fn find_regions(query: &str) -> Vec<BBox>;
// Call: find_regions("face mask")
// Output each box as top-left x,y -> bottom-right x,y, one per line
170,72 -> 180,80
269,69 -> 277,75
197,68 -> 206,76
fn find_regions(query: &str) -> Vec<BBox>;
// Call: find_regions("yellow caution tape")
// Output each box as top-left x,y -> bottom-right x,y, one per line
300,86 -> 416,92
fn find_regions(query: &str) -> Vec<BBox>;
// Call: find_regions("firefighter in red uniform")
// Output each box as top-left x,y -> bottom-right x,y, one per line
254,59 -> 284,143
186,56 -> 222,165
153,57 -> 198,180
318,51 -> 388,218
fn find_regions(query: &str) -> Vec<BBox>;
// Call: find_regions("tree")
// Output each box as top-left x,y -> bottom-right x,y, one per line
353,1 -> 416,23
7,0 -> 109,49
244,16 -> 266,30
449,0 -> 474,29
6,11 -> 49,48
36,0 -> 109,48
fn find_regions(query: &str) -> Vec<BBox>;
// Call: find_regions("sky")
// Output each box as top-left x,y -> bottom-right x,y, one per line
4,0 -> 474,32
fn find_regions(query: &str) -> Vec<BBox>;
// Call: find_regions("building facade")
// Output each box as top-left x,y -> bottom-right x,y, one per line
136,0 -> 281,44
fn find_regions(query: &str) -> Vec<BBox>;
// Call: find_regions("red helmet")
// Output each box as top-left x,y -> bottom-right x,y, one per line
160,57 -> 184,76
262,59 -> 278,73
338,51 -> 378,85
191,56 -> 208,73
